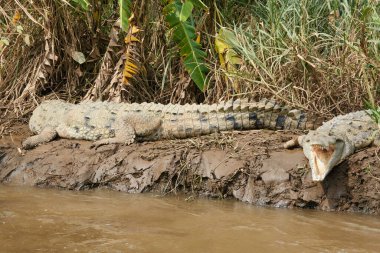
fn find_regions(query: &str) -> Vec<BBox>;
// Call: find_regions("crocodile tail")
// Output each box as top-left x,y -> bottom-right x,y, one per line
148,98 -> 321,140
121,98 -> 319,131
210,98 -> 321,132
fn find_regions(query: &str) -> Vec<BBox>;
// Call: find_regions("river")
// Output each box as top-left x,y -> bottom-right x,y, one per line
0,185 -> 379,252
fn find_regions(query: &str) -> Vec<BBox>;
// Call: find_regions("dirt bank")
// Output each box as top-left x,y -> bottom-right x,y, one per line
0,125 -> 379,214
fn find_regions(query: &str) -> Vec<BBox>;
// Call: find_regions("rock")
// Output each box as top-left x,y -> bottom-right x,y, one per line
259,150 -> 307,184
199,150 -> 244,179
261,150 -> 307,174
261,169 -> 289,184
301,185 -> 324,202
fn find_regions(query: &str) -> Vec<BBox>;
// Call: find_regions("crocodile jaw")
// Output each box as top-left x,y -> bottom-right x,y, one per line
301,131 -> 354,181
309,141 -> 344,181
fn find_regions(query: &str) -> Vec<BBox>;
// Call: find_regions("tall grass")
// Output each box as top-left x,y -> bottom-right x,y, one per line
0,0 -> 379,118
220,0 -> 379,115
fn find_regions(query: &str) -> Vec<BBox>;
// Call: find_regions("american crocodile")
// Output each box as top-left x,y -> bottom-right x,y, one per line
284,110 -> 380,181
22,99 -> 318,149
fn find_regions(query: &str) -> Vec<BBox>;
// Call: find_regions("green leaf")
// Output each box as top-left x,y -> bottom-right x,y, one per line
215,28 -> 242,65
226,50 -> 242,65
0,38 -> 10,46
165,0 -> 208,91
188,0 -> 208,11
119,0 -> 132,31
364,100 -> 380,124
180,1 -> 193,22
71,0 -> 89,11
360,6 -> 373,22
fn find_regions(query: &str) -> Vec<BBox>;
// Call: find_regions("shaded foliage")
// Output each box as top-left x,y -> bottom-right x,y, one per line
0,0 -> 379,118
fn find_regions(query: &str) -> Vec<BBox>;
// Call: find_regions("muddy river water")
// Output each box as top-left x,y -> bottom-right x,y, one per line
0,185 -> 379,253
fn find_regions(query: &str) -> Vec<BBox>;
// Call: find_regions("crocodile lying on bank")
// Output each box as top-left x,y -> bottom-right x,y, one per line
22,99 -> 318,150
22,99 -> 379,182
285,110 -> 380,181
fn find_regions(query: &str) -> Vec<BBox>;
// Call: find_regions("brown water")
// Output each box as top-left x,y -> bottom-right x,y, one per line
0,186 -> 379,253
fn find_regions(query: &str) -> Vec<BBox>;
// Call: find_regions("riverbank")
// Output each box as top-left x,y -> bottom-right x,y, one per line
0,125 -> 379,215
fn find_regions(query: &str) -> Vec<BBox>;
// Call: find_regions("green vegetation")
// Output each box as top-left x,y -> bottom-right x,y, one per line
164,0 -> 209,91
365,100 -> 380,126
227,0 -> 380,115
0,0 -> 379,117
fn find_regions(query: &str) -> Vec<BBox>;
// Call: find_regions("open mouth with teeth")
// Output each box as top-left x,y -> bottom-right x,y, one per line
308,140 -> 345,181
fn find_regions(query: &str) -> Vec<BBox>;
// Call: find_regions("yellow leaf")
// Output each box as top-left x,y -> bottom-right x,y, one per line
215,39 -> 228,54
131,25 -> 142,34
126,62 -> 138,68
226,50 -> 243,65
123,72 -> 133,78
125,69 -> 137,75
122,24 -> 142,85
128,13 -> 135,22
122,53 -> 139,84
126,63 -> 137,69
124,35 -> 140,44
12,10 -> 21,25
218,53 -> 226,70
125,67 -> 137,73
196,32 -> 201,44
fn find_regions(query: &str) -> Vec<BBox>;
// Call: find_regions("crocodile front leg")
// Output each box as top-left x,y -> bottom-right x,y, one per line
22,127 -> 58,149
283,135 -> 305,149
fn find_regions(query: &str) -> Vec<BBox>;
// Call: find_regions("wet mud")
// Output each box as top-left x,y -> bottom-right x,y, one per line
0,126 -> 379,214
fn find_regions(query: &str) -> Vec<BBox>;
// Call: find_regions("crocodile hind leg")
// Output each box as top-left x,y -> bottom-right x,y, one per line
22,127 -> 58,149
128,112 -> 162,136
90,114 -> 161,149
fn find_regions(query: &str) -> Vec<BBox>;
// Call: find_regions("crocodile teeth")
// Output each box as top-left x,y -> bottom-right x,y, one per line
313,144 -> 329,151
310,144 -> 336,181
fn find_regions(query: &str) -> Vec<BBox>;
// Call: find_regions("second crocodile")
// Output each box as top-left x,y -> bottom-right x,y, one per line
284,110 -> 380,181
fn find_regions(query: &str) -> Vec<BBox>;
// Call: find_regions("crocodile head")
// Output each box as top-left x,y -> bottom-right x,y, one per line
301,131 -> 355,181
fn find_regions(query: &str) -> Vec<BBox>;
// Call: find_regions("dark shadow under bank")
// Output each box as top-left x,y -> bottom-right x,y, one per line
0,127 -> 379,215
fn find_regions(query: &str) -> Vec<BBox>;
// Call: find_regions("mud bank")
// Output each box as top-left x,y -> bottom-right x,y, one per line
1,126 -> 379,214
